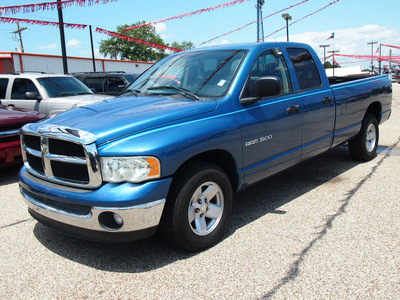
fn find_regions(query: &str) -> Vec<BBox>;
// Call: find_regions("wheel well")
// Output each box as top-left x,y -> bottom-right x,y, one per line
175,150 -> 239,192
366,102 -> 382,123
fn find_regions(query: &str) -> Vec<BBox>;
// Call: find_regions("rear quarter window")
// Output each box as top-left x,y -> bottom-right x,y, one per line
287,48 -> 321,90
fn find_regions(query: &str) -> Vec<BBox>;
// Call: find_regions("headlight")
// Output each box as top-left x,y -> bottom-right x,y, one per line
101,156 -> 161,183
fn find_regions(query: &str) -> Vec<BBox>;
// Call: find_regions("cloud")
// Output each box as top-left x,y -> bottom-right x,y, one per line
161,34 -> 174,40
67,39 -> 82,48
154,22 -> 167,33
206,39 -> 232,47
37,43 -> 57,50
268,25 -> 400,68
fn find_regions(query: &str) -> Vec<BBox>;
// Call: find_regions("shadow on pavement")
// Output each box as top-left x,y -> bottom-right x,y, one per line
33,145 -> 360,273
0,164 -> 22,186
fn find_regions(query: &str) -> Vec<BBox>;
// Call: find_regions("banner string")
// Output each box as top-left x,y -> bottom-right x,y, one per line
95,27 -> 184,53
0,0 -> 118,15
200,0 -> 311,45
260,0 -> 341,42
381,44 -> 400,50
0,16 -> 87,29
123,0 -> 251,31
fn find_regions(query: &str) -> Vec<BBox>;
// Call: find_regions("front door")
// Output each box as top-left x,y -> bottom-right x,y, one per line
237,48 -> 302,186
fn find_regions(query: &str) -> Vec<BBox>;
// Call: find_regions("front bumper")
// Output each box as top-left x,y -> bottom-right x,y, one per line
0,140 -> 22,167
19,167 -> 172,242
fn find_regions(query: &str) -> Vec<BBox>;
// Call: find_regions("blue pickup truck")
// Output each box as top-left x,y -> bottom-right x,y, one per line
19,42 -> 392,251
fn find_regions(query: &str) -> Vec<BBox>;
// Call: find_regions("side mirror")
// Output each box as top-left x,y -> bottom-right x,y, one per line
118,84 -> 126,91
240,76 -> 283,105
252,76 -> 283,98
25,92 -> 42,101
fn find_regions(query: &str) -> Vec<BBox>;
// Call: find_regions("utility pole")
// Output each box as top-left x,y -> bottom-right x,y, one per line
319,44 -> 330,69
257,0 -> 265,42
328,49 -> 340,77
367,41 -> 377,74
57,0 -> 68,74
13,23 -> 27,53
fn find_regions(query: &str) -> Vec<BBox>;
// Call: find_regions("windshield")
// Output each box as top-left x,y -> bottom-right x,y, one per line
123,74 -> 139,83
124,49 -> 246,99
37,77 -> 93,98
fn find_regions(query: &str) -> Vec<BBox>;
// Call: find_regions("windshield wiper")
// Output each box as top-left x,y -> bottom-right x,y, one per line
148,86 -> 201,101
119,89 -> 139,97
53,92 -> 76,97
76,92 -> 93,95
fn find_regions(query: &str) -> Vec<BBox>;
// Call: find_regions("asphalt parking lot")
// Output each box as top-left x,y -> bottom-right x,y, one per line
1,84 -> 399,299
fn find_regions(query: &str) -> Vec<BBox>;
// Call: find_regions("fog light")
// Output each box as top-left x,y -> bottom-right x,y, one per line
113,213 -> 123,226
98,211 -> 124,230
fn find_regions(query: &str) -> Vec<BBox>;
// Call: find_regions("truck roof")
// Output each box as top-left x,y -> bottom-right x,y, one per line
189,41 -> 310,52
0,73 -> 72,79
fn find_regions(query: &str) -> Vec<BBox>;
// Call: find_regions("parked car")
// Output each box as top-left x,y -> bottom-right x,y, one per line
19,42 -> 392,251
0,105 -> 45,168
0,73 -> 114,116
71,72 -> 140,95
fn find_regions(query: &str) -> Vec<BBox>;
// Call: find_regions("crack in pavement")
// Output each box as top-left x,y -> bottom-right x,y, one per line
260,137 -> 400,299
0,218 -> 32,230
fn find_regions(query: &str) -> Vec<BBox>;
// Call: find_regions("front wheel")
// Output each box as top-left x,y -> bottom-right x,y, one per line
348,113 -> 379,161
159,162 -> 233,251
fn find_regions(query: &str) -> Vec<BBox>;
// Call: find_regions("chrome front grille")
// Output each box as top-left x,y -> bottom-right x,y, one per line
20,124 -> 102,188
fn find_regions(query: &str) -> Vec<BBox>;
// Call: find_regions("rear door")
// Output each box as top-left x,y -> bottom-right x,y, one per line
237,48 -> 302,186
286,47 -> 335,160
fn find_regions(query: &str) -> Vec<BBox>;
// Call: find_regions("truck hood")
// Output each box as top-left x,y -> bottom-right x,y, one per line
41,95 -> 218,145
0,105 -> 46,131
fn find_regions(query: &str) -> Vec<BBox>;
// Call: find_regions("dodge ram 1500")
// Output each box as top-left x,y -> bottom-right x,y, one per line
19,42 -> 392,251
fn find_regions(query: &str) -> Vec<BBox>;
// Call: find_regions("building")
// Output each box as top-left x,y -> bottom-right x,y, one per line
0,52 -> 153,74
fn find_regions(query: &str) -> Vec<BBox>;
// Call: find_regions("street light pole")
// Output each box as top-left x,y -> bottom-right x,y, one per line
319,44 -> 330,69
367,41 -> 377,74
282,13 -> 292,42
328,50 -> 339,77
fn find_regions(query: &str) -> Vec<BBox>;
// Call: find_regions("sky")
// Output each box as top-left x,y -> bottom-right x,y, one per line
1,0 -> 399,70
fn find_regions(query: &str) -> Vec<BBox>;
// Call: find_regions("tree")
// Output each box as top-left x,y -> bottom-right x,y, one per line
99,21 -> 169,62
170,41 -> 195,51
324,61 -> 341,69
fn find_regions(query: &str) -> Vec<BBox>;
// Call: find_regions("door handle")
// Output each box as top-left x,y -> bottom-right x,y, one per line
287,105 -> 301,114
322,97 -> 333,104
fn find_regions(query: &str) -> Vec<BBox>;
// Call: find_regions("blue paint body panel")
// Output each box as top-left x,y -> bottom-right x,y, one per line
19,42 -> 392,240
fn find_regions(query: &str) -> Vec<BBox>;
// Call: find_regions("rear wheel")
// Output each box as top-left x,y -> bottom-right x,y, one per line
348,113 -> 379,161
159,162 -> 233,251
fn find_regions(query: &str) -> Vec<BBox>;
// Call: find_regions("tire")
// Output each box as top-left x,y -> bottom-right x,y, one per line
348,113 -> 379,161
159,162 -> 233,251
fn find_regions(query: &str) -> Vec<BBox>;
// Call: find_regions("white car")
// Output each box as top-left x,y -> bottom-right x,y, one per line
0,73 -> 114,116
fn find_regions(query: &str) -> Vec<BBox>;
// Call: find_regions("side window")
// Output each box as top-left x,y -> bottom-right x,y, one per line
287,48 -> 321,90
107,76 -> 125,93
11,79 -> 39,99
83,76 -> 104,93
0,78 -> 8,99
243,49 -> 292,98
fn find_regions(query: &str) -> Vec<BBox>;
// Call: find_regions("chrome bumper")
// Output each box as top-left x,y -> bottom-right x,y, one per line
21,187 -> 166,233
